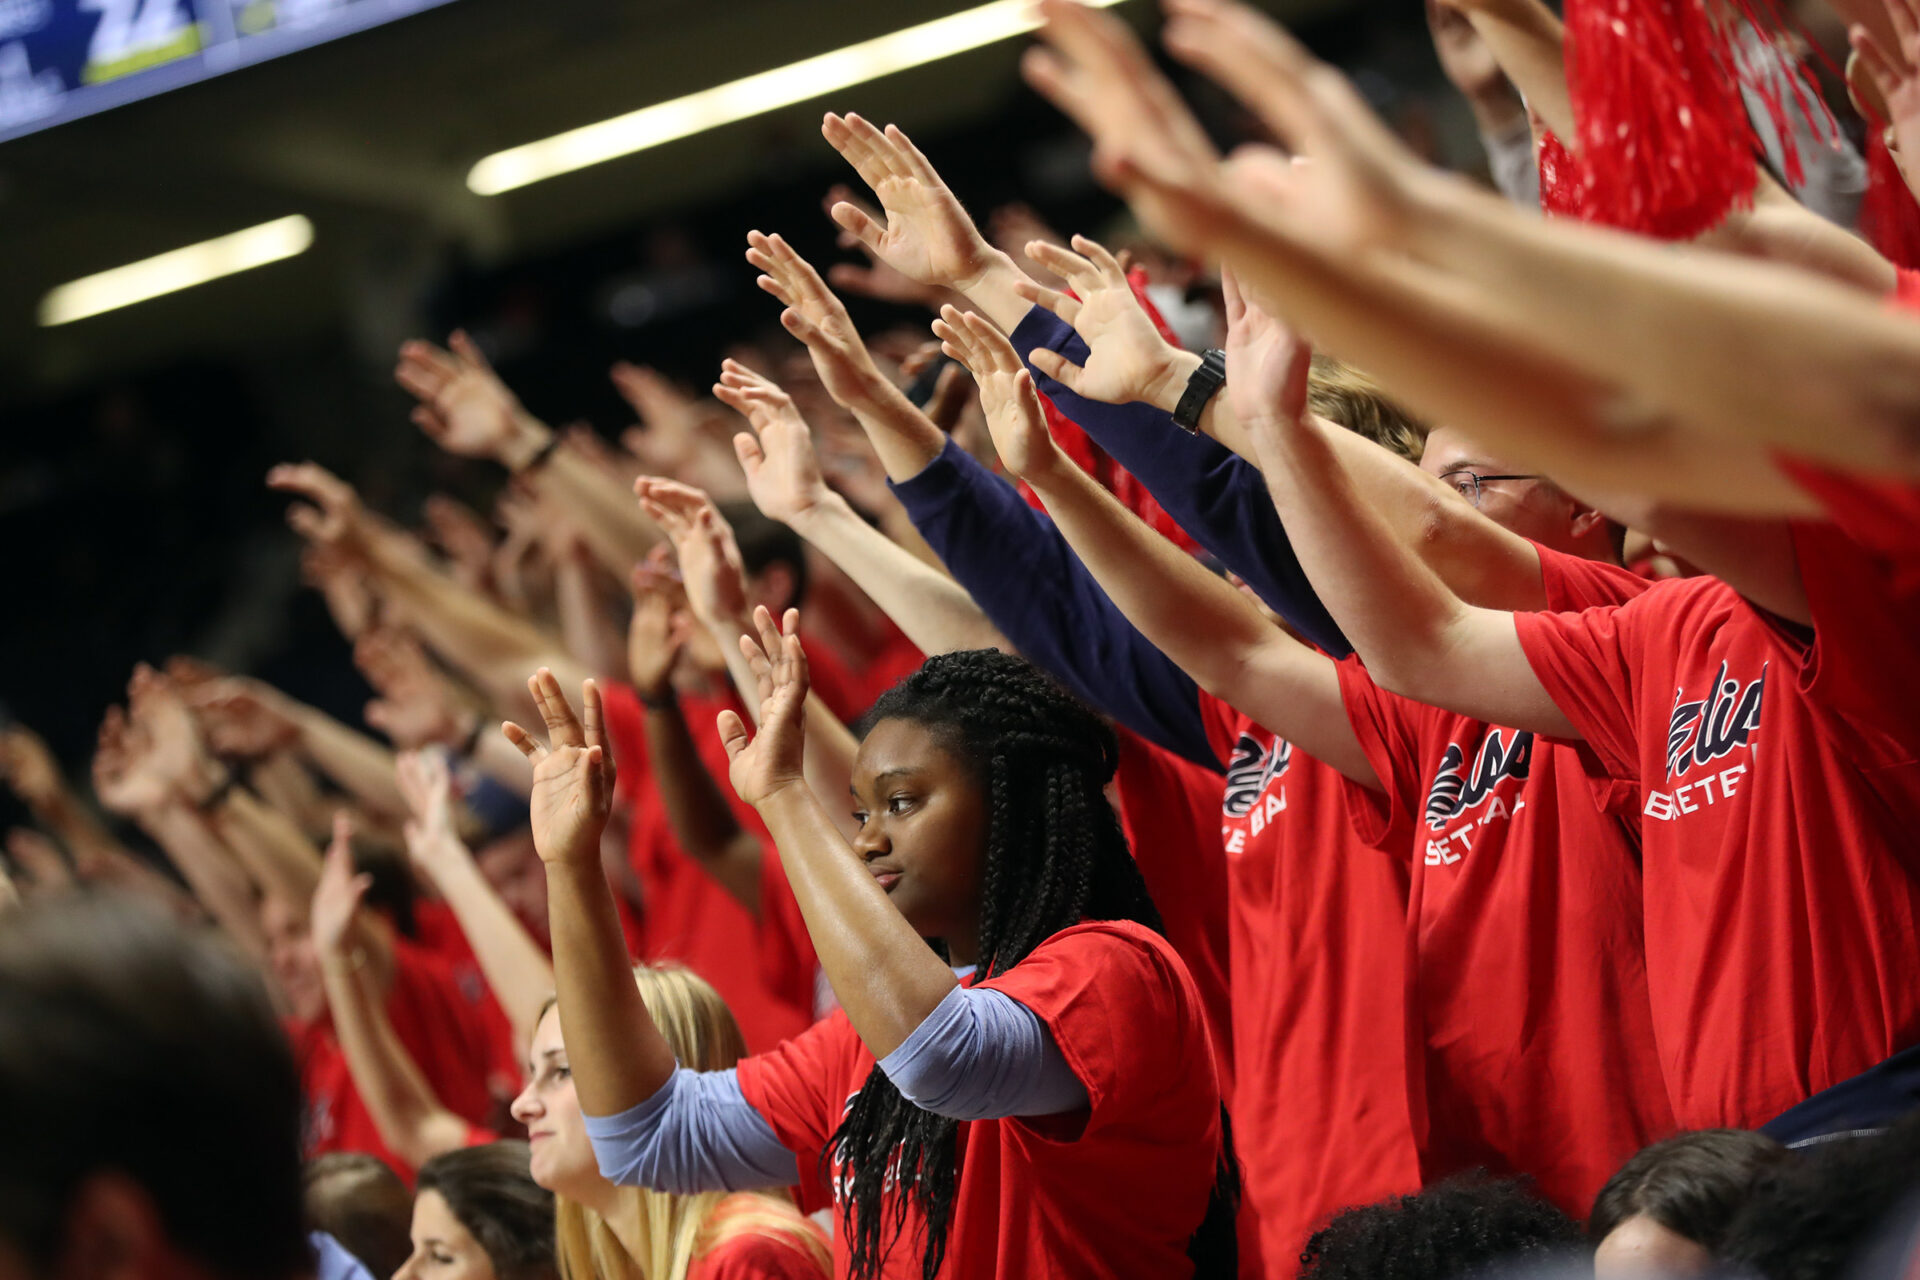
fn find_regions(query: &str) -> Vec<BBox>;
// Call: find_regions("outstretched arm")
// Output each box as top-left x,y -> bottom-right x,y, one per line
312,814 -> 476,1169
510,672 -> 678,1116
395,332 -> 660,576
1155,0 -> 1914,480
938,305 -> 1376,785
716,359 -> 1008,658
719,609 -> 958,1059
1227,270 -> 1577,735
820,113 -> 1034,333
396,750 -> 555,1049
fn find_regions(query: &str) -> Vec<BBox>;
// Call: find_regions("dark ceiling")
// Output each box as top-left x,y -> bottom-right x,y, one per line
0,0 -> 1344,406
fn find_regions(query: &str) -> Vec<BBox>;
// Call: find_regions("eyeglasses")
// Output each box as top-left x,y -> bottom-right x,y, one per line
1439,469 -> 1540,508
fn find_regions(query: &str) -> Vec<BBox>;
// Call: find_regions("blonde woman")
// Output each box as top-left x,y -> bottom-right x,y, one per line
514,966 -> 830,1280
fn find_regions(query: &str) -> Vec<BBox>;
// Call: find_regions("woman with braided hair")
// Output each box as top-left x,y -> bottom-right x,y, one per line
502,610 -> 1235,1280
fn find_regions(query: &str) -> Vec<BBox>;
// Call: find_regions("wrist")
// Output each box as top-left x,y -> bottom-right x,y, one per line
499,414 -> 555,473
1146,349 -> 1206,414
947,247 -> 1020,299
785,489 -> 852,537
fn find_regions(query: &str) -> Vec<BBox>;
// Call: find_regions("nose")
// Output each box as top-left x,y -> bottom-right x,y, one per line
851,821 -> 890,860
392,1252 -> 420,1280
510,1080 -> 540,1125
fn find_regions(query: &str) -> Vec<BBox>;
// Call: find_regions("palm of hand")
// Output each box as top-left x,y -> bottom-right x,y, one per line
871,176 -> 981,287
626,597 -> 680,694
1074,288 -> 1175,401
527,747 -> 612,866
676,532 -> 749,630
435,371 -> 520,456
751,413 -> 830,523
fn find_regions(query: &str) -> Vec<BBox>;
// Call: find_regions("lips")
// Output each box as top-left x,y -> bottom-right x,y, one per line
868,864 -> 902,892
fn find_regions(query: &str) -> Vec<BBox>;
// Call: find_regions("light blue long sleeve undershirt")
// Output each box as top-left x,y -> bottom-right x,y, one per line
582,983 -> 1087,1192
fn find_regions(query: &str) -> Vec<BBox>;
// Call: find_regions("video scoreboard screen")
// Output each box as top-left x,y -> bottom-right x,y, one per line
0,0 -> 457,145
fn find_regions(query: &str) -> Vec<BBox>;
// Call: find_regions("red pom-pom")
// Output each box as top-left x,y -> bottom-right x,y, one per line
1561,0 -> 1757,239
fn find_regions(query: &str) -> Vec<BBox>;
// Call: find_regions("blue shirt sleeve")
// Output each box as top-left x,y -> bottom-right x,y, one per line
1008,304 -> 1353,659
582,1067 -> 800,1193
878,984 -> 1088,1120
889,439 -> 1222,771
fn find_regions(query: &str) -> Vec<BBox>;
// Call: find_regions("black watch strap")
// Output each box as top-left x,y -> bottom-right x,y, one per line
1171,349 -> 1227,434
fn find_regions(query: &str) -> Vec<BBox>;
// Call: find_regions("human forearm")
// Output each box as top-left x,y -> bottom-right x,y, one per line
1398,168 -> 1920,474
845,376 -> 951,482
287,705 -> 408,821
319,950 -> 470,1168
545,857 -> 679,1115
789,493 -> 1007,656
140,804 -> 268,957
554,551 -> 631,684
1458,0 -> 1573,139
642,697 -> 764,916
891,439 -> 1223,769
1022,448 -> 1374,781
753,784 -> 957,1058
413,836 -> 556,1047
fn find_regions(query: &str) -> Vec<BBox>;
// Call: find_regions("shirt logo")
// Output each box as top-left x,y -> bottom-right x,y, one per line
1222,732 -> 1292,819
1664,662 -> 1766,781
1424,730 -> 1532,832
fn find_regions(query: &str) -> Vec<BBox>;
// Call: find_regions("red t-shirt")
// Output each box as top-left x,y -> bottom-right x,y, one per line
737,922 -> 1223,1280
291,938 -> 499,1175
1110,729 -> 1234,1090
1514,524 -> 1920,1127
687,1199 -> 830,1280
1334,547 -> 1673,1213
1197,691 -> 1421,1275
801,625 -> 923,725
601,680 -> 820,1054
410,898 -> 525,1099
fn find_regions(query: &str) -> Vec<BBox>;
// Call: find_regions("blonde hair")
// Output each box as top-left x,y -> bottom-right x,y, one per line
547,966 -> 829,1280
1306,354 -> 1429,464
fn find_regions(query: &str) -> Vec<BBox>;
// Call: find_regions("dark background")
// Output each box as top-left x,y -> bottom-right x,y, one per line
0,0 -> 1478,832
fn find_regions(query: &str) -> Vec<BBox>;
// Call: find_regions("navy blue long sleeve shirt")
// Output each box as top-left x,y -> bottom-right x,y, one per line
1008,304 -> 1354,659
889,439 -> 1223,772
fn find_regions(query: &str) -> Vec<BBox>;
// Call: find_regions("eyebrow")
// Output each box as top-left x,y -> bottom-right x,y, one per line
851,766 -> 922,797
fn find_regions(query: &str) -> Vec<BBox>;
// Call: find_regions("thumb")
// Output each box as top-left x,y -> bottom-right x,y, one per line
733,432 -> 765,474
716,710 -> 751,762
1028,347 -> 1088,396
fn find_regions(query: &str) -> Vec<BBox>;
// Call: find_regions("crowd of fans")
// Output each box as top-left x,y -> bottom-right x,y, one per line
8,0 -> 1920,1277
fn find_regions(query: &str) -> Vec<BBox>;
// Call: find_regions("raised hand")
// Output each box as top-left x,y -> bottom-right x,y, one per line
1851,0 -> 1920,171
396,332 -> 547,469
632,477 -> 754,633
269,462 -> 370,551
1160,0 -> 1424,253
821,113 -> 1006,294
502,671 -> 617,868
933,305 -> 1060,482
126,665 -> 229,807
179,678 -> 302,761
423,494 -> 499,593
310,812 -> 370,958
6,828 -> 74,895
626,548 -> 695,701
1023,0 -> 1234,254
1222,265 -> 1314,432
820,184 -> 951,308
93,706 -> 169,817
1014,235 -> 1194,409
0,726 -> 67,812
715,607 -> 810,807
301,541 -> 378,640
746,230 -> 888,411
394,749 -> 461,868
356,629 -> 470,751
714,359 -> 836,526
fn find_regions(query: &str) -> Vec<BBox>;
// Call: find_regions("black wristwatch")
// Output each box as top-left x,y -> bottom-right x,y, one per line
1171,349 -> 1227,434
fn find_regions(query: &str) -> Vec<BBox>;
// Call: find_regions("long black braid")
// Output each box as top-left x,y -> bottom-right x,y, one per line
822,649 -> 1240,1280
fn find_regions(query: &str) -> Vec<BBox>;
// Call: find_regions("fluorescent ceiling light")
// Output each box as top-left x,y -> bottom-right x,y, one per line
467,0 -> 1126,196
39,215 -> 315,327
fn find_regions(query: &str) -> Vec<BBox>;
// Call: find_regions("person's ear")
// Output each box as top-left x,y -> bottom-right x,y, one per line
55,1173 -> 173,1280
1569,503 -> 1611,541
